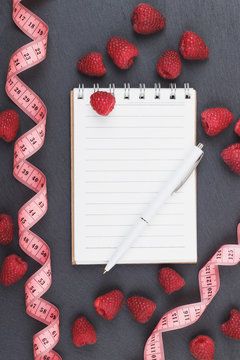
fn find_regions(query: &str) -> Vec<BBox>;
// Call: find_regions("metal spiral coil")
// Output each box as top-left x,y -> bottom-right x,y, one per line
78,83 -> 191,99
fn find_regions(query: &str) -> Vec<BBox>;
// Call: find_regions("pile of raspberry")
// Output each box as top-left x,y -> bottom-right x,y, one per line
76,2 -> 240,175
72,268 -> 185,347
71,267 -> 240,360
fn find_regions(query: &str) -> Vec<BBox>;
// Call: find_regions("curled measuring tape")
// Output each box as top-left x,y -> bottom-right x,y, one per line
5,1 -> 62,359
144,223 -> 240,360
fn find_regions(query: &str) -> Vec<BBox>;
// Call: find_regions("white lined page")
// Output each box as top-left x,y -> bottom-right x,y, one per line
72,87 -> 197,264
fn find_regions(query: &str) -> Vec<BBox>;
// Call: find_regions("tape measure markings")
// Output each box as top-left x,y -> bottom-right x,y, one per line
6,1 -> 61,359
144,225 -> 240,360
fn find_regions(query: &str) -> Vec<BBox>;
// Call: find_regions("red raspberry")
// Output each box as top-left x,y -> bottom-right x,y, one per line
179,31 -> 209,60
190,335 -> 215,360
0,254 -> 28,286
72,316 -> 97,347
0,214 -> 14,245
157,50 -> 182,79
90,91 -> 116,116
77,52 -> 106,77
132,3 -> 166,34
94,289 -> 124,320
158,267 -> 185,294
0,109 -> 19,142
234,119 -> 240,136
221,143 -> 240,175
201,108 -> 233,136
107,37 -> 139,69
221,309 -> 240,339
126,296 -> 156,323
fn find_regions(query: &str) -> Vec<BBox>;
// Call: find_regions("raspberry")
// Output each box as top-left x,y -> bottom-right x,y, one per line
158,267 -> 185,294
201,108 -> 233,136
132,3 -> 166,34
77,52 -> 106,77
234,119 -> 240,136
107,37 -> 139,69
94,289 -> 124,320
0,214 -> 14,245
221,143 -> 240,175
90,91 -> 116,116
126,296 -> 156,323
0,254 -> 28,286
221,309 -> 240,339
156,50 -> 182,79
190,335 -> 215,360
179,31 -> 209,60
72,316 -> 97,347
0,109 -> 19,142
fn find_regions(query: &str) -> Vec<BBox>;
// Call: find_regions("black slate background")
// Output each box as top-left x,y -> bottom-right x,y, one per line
0,0 -> 240,359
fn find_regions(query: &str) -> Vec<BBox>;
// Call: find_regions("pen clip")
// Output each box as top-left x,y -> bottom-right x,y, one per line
172,144 -> 204,194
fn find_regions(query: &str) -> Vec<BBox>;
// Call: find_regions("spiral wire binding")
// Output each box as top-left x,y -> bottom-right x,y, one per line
139,83 -> 146,99
78,83 -> 84,99
154,83 -> 161,99
93,83 -> 99,92
109,83 -> 115,95
78,83 -> 191,99
170,83 -> 177,99
124,83 -> 130,99
184,82 -> 191,99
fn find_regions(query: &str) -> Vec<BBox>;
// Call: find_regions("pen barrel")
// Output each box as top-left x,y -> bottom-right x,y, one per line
105,218 -> 148,271
142,145 -> 203,223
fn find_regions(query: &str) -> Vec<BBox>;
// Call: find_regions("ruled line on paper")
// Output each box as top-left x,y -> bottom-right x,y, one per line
85,202 -> 184,205
85,246 -> 185,249
85,191 -> 183,194
85,213 -> 184,216
86,126 -> 184,128
86,191 -> 159,194
86,158 -> 184,161
86,137 -> 185,139
86,180 -> 168,184
86,169 -> 176,172
86,234 -> 185,238
86,148 -> 184,151
86,103 -> 185,107
86,115 -> 184,121
85,224 -> 184,227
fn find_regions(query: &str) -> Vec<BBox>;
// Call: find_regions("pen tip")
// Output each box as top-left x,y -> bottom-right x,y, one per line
103,270 -> 108,275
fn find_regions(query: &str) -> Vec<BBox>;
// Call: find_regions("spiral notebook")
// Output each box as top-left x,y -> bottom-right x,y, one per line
71,83 -> 197,265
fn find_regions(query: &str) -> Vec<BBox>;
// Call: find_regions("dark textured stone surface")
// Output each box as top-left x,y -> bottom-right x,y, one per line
0,1 -> 240,359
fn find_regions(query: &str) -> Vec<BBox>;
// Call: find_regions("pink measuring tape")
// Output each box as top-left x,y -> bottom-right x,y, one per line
144,223 -> 240,359
5,1 -> 61,359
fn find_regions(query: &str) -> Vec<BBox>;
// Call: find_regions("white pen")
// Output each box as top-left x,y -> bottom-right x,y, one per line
103,143 -> 204,274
